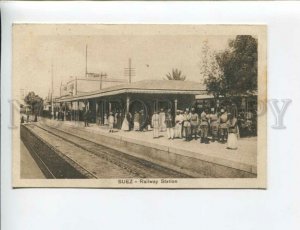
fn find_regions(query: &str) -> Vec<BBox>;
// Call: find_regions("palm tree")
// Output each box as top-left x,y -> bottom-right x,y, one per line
165,68 -> 186,81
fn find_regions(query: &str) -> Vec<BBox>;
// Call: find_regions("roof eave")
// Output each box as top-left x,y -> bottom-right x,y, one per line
56,88 -> 207,102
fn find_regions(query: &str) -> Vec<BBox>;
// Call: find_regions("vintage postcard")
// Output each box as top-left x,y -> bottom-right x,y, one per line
12,24 -> 267,188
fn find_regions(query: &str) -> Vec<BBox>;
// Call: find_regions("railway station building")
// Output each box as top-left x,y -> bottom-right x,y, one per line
54,79 -> 207,125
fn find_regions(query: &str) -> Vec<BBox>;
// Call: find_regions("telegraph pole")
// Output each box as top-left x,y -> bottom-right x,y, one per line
99,72 -> 107,90
124,58 -> 135,83
75,76 -> 78,95
51,62 -> 54,118
60,81 -> 62,97
85,44 -> 88,78
129,58 -> 131,83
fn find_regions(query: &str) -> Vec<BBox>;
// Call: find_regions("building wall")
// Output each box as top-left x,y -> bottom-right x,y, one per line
61,79 -> 126,96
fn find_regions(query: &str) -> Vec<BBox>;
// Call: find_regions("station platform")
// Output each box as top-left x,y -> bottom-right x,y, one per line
20,140 -> 45,179
38,118 -> 257,178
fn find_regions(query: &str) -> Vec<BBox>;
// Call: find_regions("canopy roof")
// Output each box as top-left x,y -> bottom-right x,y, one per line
55,80 -> 207,102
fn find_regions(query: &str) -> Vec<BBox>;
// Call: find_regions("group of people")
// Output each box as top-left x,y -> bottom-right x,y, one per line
84,107 -> 239,150
101,109 -> 147,133
151,107 -> 238,150
20,112 -> 37,123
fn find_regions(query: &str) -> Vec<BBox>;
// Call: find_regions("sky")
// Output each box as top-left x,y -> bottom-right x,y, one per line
14,24 -> 238,98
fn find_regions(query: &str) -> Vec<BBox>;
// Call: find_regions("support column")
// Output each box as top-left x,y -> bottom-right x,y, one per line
71,102 -> 73,121
77,101 -> 80,122
96,100 -> 99,125
101,100 -> 104,125
64,102 -> 67,121
126,95 -> 130,113
109,102 -> 112,113
174,99 -> 178,122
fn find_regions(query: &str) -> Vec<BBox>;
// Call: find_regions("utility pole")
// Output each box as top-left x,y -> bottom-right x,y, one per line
75,76 -> 78,95
85,44 -> 88,78
51,62 -> 54,118
129,58 -> 131,83
60,81 -> 62,97
99,72 -> 107,90
124,58 -> 135,83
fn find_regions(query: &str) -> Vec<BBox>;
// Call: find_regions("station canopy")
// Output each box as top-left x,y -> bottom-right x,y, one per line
55,80 -> 208,102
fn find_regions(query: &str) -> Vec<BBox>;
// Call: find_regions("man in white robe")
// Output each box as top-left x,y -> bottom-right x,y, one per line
174,110 -> 183,138
159,109 -> 166,132
151,111 -> 160,138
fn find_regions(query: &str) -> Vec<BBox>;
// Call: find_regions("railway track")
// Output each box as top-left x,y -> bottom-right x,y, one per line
22,137 -> 56,178
25,123 -> 190,179
21,125 -> 91,179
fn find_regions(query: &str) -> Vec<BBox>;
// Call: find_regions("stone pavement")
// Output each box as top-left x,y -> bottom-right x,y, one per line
42,118 -> 257,173
20,140 -> 45,179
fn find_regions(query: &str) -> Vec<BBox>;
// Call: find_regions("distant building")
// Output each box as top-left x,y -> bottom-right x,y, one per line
60,75 -> 127,97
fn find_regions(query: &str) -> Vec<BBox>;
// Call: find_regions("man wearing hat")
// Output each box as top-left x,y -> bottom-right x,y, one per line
174,110 -> 183,138
182,108 -> 191,141
139,109 -> 145,131
219,108 -> 228,143
165,109 -> 174,139
83,108 -> 89,127
209,108 -> 219,142
151,111 -> 160,138
159,108 -> 166,132
114,110 -> 119,129
200,108 -> 209,144
227,112 -> 238,150
190,108 -> 199,140
108,112 -> 114,132
133,111 -> 140,131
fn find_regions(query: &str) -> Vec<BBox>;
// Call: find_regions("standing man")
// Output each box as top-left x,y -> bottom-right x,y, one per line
151,111 -> 160,138
159,108 -> 166,132
182,108 -> 191,141
117,111 -> 123,129
227,113 -> 238,150
200,108 -> 209,144
26,111 -> 30,123
190,108 -> 199,140
209,108 -> 219,142
108,112 -> 114,132
128,111 -> 133,131
165,109 -> 174,140
21,116 -> 25,124
114,110 -> 119,129
139,109 -> 145,132
219,108 -> 228,143
133,111 -> 140,131
174,110 -> 183,138
83,109 -> 88,127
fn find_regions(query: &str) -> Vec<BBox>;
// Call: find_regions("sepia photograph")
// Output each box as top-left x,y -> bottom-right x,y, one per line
13,24 -> 267,188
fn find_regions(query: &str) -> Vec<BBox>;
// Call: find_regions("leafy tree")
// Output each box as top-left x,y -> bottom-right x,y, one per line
24,91 -> 44,115
199,40 -> 224,98
204,35 -> 258,98
204,73 -> 225,99
165,68 -> 186,81
199,39 -> 216,82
